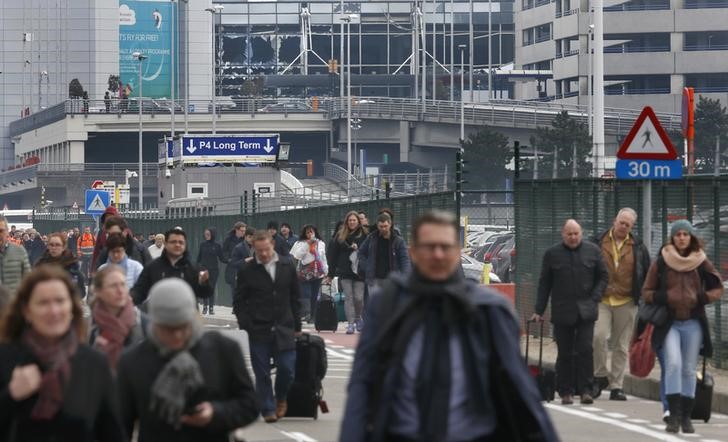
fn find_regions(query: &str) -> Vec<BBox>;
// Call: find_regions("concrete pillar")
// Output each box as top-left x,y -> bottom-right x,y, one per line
670,74 -> 684,95
69,141 -> 85,164
399,121 -> 410,162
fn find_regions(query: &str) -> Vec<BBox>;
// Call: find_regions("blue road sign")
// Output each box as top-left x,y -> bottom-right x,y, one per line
180,134 -> 279,163
85,189 -> 111,215
615,159 -> 683,180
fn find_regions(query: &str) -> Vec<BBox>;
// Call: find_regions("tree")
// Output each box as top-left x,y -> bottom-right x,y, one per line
460,128 -> 512,189
68,79 -> 84,98
694,96 -> 728,171
107,74 -> 120,93
534,111 -> 592,178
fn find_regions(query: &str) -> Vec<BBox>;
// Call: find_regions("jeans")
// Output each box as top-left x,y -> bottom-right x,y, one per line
340,278 -> 365,324
656,347 -> 667,411
300,278 -> 323,321
366,278 -> 387,297
249,336 -> 297,416
593,302 -> 638,389
663,319 -> 702,398
553,319 -> 595,396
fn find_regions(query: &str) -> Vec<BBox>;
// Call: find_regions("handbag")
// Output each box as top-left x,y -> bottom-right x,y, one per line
629,323 -> 656,377
638,302 -> 669,326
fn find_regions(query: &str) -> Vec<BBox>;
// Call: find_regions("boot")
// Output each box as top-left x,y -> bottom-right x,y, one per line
665,394 -> 681,433
680,396 -> 695,434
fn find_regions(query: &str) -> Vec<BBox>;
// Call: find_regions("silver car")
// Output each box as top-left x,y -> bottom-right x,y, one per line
461,253 -> 501,284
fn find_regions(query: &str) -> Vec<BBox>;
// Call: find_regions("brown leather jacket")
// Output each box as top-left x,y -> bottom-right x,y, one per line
642,253 -> 722,320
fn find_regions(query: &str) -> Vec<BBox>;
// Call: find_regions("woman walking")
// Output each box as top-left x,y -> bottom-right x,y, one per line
196,227 -> 226,315
642,220 -> 723,434
291,225 -> 328,323
98,233 -> 144,289
0,266 -> 124,441
35,232 -> 86,299
326,211 -> 367,334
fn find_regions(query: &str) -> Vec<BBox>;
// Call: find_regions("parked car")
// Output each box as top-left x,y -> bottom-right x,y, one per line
461,253 -> 501,284
257,102 -> 313,112
491,236 -> 515,283
473,232 -> 514,263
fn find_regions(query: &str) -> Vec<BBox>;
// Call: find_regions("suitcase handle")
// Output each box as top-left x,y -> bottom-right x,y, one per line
525,319 -> 545,370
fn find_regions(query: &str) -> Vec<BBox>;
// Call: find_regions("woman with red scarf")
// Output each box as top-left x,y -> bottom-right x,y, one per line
89,265 -> 147,370
291,224 -> 328,323
0,265 -> 125,442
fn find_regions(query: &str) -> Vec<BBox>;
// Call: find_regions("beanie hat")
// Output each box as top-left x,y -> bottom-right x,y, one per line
670,219 -> 695,238
148,278 -> 197,326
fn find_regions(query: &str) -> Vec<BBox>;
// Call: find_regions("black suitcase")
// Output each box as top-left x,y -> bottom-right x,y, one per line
525,320 -> 556,402
691,356 -> 713,423
315,294 -> 338,332
285,333 -> 328,419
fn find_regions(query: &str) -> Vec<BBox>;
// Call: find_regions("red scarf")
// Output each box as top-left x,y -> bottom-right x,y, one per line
21,328 -> 79,420
92,298 -> 136,369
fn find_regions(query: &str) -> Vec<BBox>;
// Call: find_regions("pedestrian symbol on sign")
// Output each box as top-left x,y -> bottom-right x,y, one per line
641,128 -> 653,149
90,195 -> 106,211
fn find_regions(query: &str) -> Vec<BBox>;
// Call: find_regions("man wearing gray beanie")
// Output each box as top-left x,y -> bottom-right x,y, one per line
117,279 -> 258,441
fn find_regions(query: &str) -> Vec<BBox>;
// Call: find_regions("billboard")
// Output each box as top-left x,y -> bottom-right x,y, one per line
179,135 -> 281,163
119,1 -> 177,99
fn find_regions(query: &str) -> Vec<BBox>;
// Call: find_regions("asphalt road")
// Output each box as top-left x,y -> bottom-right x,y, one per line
208,324 -> 728,442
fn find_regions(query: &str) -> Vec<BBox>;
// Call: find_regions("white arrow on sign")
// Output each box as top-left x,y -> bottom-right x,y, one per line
263,139 -> 274,153
186,139 -> 197,154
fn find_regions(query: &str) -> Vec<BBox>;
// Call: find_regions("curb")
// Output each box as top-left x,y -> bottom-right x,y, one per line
527,356 -> 728,415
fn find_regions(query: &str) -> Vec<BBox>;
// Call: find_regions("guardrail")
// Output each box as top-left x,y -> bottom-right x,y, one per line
9,96 -> 682,139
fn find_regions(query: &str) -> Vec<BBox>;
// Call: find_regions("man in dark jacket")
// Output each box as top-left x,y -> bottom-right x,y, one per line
591,208 -> 651,401
28,229 -> 46,265
532,219 -> 609,405
234,230 -> 301,423
118,278 -> 258,442
222,222 -> 246,262
357,212 -> 410,293
132,228 -> 212,306
342,211 -> 558,442
196,227 -> 226,315
224,230 -> 253,290
267,221 -> 291,257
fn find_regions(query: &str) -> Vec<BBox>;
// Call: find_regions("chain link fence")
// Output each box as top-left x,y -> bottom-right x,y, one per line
515,177 -> 728,367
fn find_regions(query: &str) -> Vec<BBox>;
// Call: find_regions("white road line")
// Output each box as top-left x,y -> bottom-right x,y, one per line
341,349 -> 356,354
326,347 -> 354,361
627,419 -> 651,424
280,430 -> 318,442
581,407 -> 604,412
701,439 -> 725,442
324,375 -> 351,379
681,434 -> 701,439
327,368 -> 352,372
324,339 -> 335,344
604,412 -> 628,419
546,404 -> 688,442
329,345 -> 344,349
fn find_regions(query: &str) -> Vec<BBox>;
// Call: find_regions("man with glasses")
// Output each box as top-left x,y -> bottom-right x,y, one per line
132,227 -> 212,306
0,215 -> 30,310
343,211 -> 557,441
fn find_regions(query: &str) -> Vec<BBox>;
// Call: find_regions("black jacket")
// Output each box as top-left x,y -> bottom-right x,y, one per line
591,230 -> 651,304
197,229 -> 226,272
29,236 -> 46,266
131,251 -> 213,306
225,241 -> 251,286
273,233 -> 291,257
341,272 -> 558,442
95,235 -> 153,272
327,228 -> 367,280
221,230 -> 243,262
0,342 -> 125,442
535,241 -> 609,325
234,257 -> 302,351
116,332 -> 258,442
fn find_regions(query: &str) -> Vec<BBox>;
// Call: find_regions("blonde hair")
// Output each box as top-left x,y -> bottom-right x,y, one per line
336,210 -> 365,243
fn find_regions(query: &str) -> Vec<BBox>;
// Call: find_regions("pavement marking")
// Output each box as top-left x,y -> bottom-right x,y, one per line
328,368 -> 352,372
701,439 -> 725,442
280,430 -> 318,442
330,345 -> 345,349
580,407 -> 604,412
341,349 -> 356,354
324,339 -> 335,344
604,412 -> 628,419
649,424 -> 665,430
326,347 -> 354,361
546,404 -> 689,442
325,376 -> 351,379
627,419 -> 651,424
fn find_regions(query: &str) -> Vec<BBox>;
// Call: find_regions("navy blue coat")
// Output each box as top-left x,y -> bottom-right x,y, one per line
341,272 -> 558,442
357,231 -> 410,284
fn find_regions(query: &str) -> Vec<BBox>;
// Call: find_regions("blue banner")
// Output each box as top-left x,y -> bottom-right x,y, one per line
158,138 -> 174,164
180,135 -> 280,163
615,160 -> 683,180
119,1 -> 176,99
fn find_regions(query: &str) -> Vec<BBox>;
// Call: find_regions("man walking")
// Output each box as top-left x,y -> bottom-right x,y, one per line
343,211 -> 557,441
234,231 -> 301,423
0,216 -> 30,309
222,221 -> 246,262
592,208 -> 651,400
78,226 -> 96,279
357,212 -> 410,294
532,219 -> 608,405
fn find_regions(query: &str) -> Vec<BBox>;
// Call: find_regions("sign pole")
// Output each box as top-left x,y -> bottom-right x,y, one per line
642,180 -> 652,250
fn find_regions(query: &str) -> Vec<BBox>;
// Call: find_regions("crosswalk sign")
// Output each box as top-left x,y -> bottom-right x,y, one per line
85,189 -> 110,215
617,106 -> 678,160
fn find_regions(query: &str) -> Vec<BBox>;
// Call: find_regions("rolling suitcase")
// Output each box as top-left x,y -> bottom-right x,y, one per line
525,320 -> 556,402
315,293 -> 338,332
285,333 -> 329,419
335,292 -> 347,322
691,356 -> 713,423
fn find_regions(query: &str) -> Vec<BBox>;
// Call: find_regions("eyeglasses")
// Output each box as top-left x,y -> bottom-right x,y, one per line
48,243 -> 64,247
167,240 -> 185,245
414,243 -> 459,253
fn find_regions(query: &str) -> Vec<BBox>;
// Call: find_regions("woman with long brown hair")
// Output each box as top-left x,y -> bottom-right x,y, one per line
35,232 -> 86,299
325,210 -> 368,334
0,266 -> 124,442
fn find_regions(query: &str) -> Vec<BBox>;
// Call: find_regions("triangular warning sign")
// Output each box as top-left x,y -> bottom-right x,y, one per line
90,194 -> 107,211
617,106 -> 678,160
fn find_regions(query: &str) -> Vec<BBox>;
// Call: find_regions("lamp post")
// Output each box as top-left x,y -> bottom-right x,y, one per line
39,71 -> 48,111
341,14 -> 357,197
133,51 -> 147,209
205,4 -> 224,134
459,44 -> 467,142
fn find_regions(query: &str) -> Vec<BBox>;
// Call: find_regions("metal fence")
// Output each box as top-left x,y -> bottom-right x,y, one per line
514,177 -> 728,367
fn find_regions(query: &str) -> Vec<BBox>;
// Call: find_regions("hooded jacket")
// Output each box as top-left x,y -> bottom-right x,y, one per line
36,249 -> 87,298
131,250 -> 213,306
197,228 -> 226,272
28,236 -> 46,266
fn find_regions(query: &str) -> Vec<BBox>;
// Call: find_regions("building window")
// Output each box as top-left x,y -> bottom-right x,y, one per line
522,23 -> 552,46
523,60 -> 552,70
604,75 -> 671,95
684,0 -> 728,8
686,73 -> 728,92
523,28 -> 535,46
684,31 -> 728,50
604,33 -> 670,53
187,183 -> 208,198
523,0 -> 535,10
605,0 -> 670,10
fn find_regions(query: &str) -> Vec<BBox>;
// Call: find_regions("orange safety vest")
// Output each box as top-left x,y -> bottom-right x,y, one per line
78,233 -> 95,256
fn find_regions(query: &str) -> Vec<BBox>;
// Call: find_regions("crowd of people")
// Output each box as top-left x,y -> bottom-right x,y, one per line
533,208 -> 723,434
0,205 -> 564,441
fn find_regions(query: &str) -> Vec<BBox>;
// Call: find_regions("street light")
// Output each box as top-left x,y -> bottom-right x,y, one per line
205,4 -> 224,134
133,51 -> 147,209
340,13 -> 357,197
459,44 -> 467,142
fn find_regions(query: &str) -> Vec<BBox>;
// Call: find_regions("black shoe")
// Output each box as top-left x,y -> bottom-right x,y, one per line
202,306 -> 208,315
680,396 -> 695,434
208,308 -> 215,315
592,376 -> 609,399
665,394 -> 681,433
580,393 -> 594,405
609,389 -> 627,401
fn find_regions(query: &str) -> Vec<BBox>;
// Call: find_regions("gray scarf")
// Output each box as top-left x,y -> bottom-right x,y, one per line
148,321 -> 205,429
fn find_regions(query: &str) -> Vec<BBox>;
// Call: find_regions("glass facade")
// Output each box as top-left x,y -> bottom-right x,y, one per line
213,0 -> 515,97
